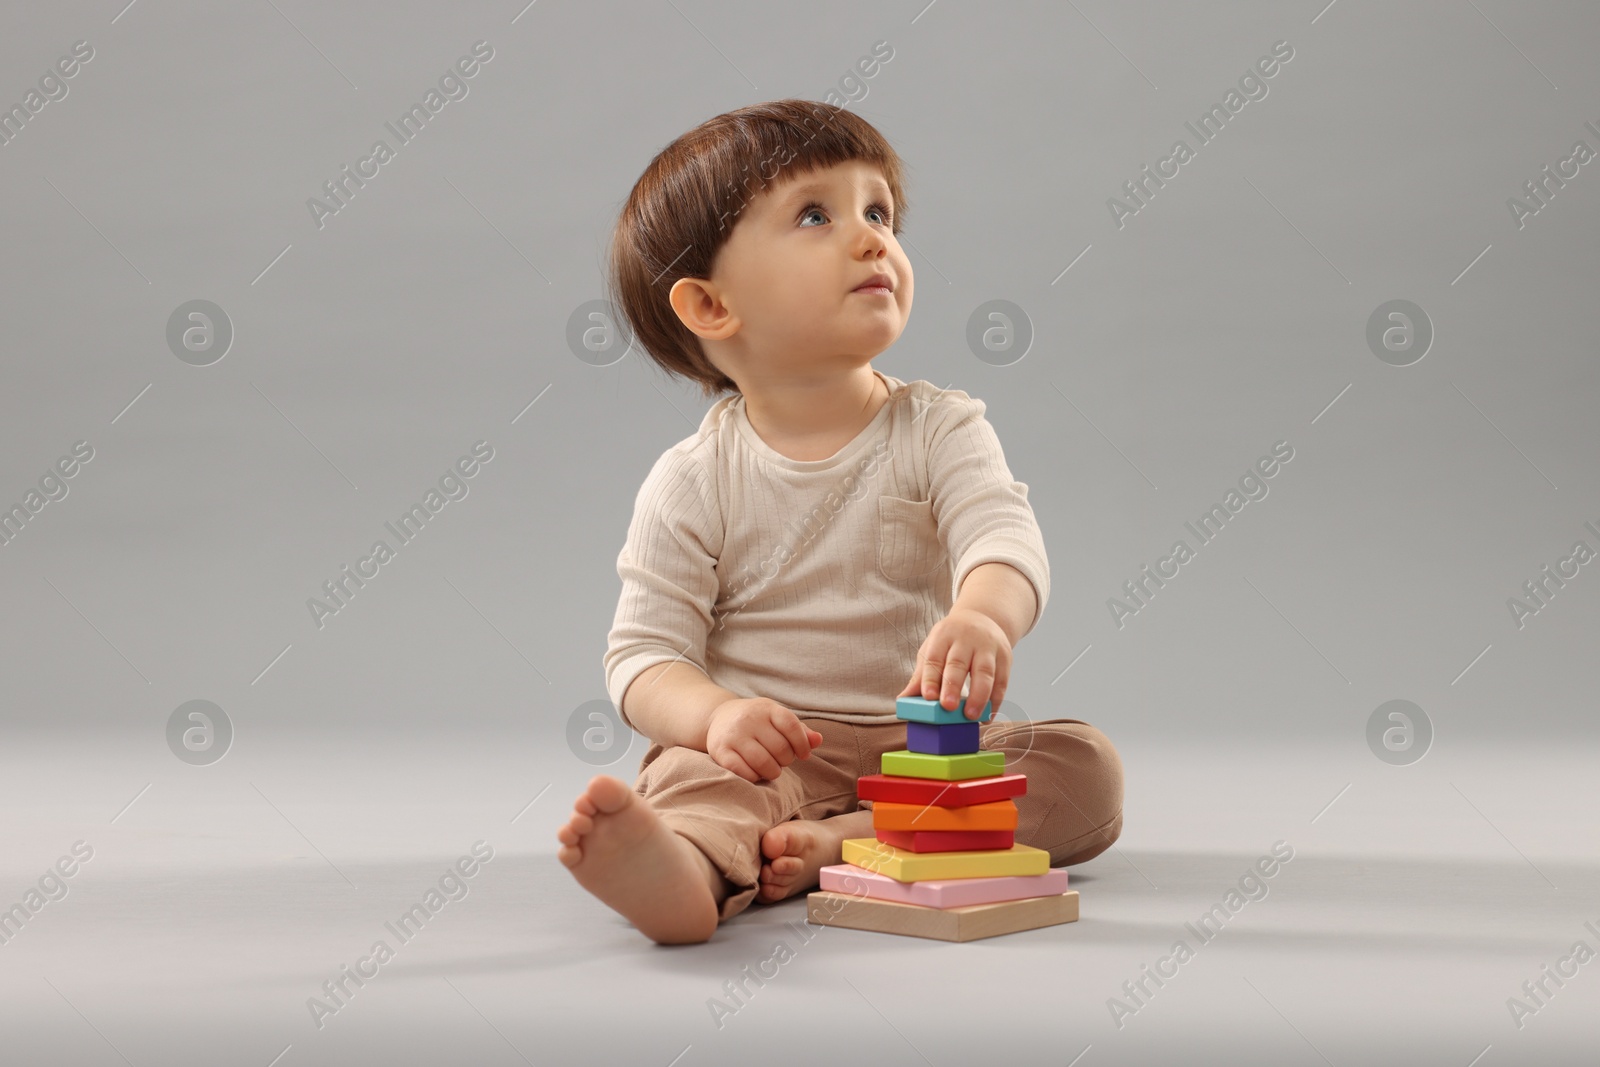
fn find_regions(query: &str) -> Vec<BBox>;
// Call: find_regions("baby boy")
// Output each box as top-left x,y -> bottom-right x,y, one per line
557,99 -> 1124,944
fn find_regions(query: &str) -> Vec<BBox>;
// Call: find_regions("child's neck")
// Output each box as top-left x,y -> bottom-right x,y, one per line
740,367 -> 888,462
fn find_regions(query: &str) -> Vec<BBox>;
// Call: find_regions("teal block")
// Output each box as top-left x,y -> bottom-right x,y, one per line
896,695 -> 992,725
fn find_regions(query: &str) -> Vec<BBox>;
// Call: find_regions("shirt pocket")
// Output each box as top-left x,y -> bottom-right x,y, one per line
877,494 -> 944,583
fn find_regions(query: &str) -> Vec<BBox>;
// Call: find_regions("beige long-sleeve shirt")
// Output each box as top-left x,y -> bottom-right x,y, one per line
603,369 -> 1050,728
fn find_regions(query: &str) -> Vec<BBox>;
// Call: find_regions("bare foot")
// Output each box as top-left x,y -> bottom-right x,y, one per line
757,808 -> 875,904
556,774 -> 722,944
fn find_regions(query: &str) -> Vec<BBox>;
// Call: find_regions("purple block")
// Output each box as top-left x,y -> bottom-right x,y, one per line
906,719 -> 980,755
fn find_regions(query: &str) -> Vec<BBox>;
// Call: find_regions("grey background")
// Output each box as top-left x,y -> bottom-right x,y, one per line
2,1 -> 1597,1064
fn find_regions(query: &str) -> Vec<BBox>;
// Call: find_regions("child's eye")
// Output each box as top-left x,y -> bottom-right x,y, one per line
798,201 -> 895,227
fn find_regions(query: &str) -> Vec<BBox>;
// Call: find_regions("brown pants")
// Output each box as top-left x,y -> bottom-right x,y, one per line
631,714 -> 1125,922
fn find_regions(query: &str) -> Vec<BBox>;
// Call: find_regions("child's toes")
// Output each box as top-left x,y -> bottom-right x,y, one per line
760,824 -> 794,861
769,855 -> 803,876
555,814 -> 591,847
759,854 -> 806,891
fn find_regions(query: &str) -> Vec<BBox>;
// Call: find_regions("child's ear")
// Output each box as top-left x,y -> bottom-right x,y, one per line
669,276 -> 739,341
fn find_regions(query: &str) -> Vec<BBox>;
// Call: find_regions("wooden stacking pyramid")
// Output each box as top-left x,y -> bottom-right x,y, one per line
807,696 -> 1078,942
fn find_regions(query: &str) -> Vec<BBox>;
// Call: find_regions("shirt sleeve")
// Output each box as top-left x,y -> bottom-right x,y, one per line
925,390 -> 1050,636
602,447 -> 724,730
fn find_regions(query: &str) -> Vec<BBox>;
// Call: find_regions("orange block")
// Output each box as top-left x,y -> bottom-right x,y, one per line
872,799 -> 1018,832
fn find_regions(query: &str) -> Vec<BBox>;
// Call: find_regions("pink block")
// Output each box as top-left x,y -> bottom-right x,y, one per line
818,862 -> 1068,909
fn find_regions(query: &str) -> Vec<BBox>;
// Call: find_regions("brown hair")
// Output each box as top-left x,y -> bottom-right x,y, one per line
606,99 -> 909,399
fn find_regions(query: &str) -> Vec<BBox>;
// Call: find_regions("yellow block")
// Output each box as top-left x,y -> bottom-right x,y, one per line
880,750 -> 1005,780
872,799 -> 1018,831
842,837 -> 1049,882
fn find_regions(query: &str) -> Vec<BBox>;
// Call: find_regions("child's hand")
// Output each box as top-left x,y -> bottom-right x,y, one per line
706,698 -> 824,783
898,606 -> 1011,720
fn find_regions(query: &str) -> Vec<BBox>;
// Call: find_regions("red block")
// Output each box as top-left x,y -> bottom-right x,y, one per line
875,828 -> 1016,853
857,772 -> 1027,807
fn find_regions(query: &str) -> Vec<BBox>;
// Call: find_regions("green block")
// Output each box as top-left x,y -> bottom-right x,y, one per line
880,749 -> 1005,780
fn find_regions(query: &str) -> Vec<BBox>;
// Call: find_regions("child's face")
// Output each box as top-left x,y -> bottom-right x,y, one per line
686,158 -> 914,383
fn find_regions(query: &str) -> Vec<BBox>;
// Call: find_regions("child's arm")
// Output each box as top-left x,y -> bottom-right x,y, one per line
624,663 -> 822,780
898,561 -> 1036,718
603,448 -> 820,775
900,389 -> 1050,719
604,448 -> 725,746
620,660 -> 739,752
952,561 -> 1037,647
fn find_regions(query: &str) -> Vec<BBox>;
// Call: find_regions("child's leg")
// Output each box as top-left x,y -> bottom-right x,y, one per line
556,774 -> 727,945
979,718 -> 1125,865
629,718 -> 863,922
753,798 -> 877,904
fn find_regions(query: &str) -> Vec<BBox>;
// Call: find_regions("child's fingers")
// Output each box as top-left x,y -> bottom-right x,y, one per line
773,715 -> 816,760
918,639 -> 951,703
963,654 -> 999,719
711,746 -> 759,783
736,738 -> 783,781
937,643 -> 975,711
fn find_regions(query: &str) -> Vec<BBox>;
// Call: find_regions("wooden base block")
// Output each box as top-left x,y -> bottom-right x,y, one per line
807,889 -> 1079,942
